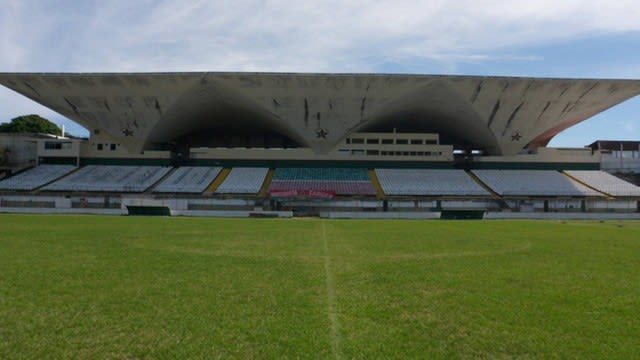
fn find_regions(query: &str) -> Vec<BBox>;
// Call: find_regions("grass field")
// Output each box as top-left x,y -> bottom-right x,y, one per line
1,215 -> 639,359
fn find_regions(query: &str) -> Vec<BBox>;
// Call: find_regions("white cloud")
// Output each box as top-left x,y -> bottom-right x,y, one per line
2,0 -> 639,72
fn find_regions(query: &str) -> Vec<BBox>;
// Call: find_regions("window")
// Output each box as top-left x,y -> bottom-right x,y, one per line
411,139 -> 422,145
97,143 -> 103,150
47,142 -> 73,150
110,144 -> 116,151
345,138 -> 351,144
93,129 -> 100,135
425,140 -> 437,144
366,150 -> 379,155
352,149 -> 365,155
396,139 -> 408,144
367,139 -> 379,144
44,142 -> 63,150
351,138 -> 364,144
381,139 -> 393,144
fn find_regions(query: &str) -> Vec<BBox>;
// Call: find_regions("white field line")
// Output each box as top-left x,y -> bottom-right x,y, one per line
322,221 -> 342,359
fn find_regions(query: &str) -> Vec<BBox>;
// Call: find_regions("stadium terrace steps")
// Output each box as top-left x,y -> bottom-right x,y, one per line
215,167 -> 269,194
465,170 -> 510,209
258,168 -> 275,197
153,167 -> 222,194
269,167 -> 376,196
5,165 -> 637,200
269,180 -> 376,195
147,167 -> 178,193
367,169 -> 386,199
43,165 -> 171,193
564,170 -> 640,197
472,170 -> 602,197
375,169 -> 490,196
0,165 -> 77,191
561,171 -> 614,199
272,167 -> 371,181
204,168 -> 231,194
465,170 -> 502,199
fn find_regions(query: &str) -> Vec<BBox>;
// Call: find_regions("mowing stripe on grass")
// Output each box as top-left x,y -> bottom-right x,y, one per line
321,221 -> 342,359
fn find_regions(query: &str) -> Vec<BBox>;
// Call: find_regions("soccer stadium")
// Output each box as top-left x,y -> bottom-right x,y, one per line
1,72 -> 640,358
0,72 -> 639,218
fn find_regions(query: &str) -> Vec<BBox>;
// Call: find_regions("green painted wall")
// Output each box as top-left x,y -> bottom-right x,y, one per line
41,156 -> 600,171
79,158 -> 172,166
39,157 -> 77,165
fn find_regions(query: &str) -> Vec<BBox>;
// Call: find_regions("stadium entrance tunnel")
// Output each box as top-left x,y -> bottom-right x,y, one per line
440,210 -> 486,220
349,80 -> 502,155
126,205 -> 171,216
145,78 -> 307,151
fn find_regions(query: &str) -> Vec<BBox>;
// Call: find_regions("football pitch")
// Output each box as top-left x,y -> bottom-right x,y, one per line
1,215 -> 639,358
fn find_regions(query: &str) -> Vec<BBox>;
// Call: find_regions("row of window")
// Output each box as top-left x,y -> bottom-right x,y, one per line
339,149 -> 443,156
96,143 -> 119,151
609,150 -> 640,159
44,142 -> 72,150
346,138 -> 438,145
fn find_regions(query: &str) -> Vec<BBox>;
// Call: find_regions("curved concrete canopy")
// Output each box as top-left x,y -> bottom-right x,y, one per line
146,77 -> 309,148
351,80 -> 501,154
0,72 -> 639,155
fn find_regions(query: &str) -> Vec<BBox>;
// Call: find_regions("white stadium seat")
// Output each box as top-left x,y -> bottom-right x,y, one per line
215,167 -> 269,194
472,170 -> 601,196
0,165 -> 76,191
43,165 -> 170,192
375,169 -> 489,196
153,167 -> 221,193
565,171 -> 640,197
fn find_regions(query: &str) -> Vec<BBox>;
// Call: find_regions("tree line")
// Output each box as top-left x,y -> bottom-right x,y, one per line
0,115 -> 62,135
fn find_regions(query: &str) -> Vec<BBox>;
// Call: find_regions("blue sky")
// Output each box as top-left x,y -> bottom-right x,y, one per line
1,0 -> 639,146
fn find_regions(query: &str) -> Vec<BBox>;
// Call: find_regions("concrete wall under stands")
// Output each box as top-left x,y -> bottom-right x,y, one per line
320,211 -> 441,219
484,212 -> 640,220
0,207 -> 123,215
172,210 -> 293,218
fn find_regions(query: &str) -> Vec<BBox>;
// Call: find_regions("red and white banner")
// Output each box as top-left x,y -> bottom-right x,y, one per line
305,190 -> 335,198
270,189 -> 335,198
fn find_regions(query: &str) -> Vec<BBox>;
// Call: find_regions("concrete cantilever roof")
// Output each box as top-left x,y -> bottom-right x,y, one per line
1,72 -> 639,156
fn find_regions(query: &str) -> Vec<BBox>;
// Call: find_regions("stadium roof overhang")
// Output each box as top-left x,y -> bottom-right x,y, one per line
1,72 -> 639,156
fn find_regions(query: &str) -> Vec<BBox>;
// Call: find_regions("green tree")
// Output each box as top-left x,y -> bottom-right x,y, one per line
0,114 -> 61,135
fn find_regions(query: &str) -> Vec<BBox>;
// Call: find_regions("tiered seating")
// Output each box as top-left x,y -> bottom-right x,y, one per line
565,171 -> 640,197
0,165 -> 76,191
472,170 -> 601,196
44,165 -> 170,192
215,167 -> 269,194
154,167 -> 221,193
269,167 -> 375,195
375,169 -> 489,196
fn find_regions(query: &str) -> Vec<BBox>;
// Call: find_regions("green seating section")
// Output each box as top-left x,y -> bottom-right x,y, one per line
273,167 -> 370,181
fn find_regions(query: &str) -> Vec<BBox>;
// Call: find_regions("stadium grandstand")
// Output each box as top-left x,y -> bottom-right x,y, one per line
1,72 -> 639,219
